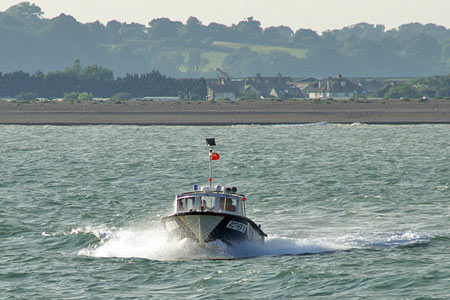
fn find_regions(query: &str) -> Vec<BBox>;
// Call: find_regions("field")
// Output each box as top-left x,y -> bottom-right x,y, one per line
179,41 -> 308,73
212,41 -> 308,59
117,40 -> 308,74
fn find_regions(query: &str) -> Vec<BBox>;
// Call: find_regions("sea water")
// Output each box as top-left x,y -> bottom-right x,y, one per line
1,124 -> 449,299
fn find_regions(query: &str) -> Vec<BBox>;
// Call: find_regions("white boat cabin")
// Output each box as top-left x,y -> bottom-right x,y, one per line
174,185 -> 246,217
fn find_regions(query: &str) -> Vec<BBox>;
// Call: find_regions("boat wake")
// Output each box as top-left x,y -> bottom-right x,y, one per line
339,231 -> 431,249
222,231 -> 431,258
50,226 -> 432,261
76,229 -> 329,260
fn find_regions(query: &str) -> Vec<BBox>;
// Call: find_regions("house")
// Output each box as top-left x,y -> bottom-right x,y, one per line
207,84 -> 237,100
350,78 -> 383,95
246,73 -> 290,85
307,74 -> 363,99
207,73 -> 303,100
292,77 -> 317,90
243,73 -> 303,99
243,80 -> 303,99
291,77 -> 317,96
207,78 -> 243,100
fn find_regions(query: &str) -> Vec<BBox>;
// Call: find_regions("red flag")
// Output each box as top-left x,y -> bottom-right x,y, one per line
211,153 -> 220,160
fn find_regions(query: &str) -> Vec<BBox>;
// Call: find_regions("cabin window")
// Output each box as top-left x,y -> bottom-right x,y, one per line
219,197 -> 225,211
200,196 -> 215,211
177,195 -> 241,214
225,198 -> 235,212
185,197 -> 195,211
178,197 -> 195,212
237,199 -> 244,215
177,199 -> 185,212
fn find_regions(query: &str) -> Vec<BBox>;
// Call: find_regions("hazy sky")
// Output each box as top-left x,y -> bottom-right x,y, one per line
1,0 -> 449,32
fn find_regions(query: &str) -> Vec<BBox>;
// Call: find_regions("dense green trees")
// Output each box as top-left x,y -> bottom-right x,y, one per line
182,17 -> 207,41
380,75 -> 450,99
2,2 -> 450,77
148,18 -> 183,40
0,61 -> 207,99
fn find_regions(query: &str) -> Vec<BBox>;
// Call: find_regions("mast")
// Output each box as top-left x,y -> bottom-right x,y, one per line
206,138 -> 218,186
209,143 -> 213,187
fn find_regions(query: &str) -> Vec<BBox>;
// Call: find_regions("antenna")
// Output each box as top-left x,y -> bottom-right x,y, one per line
206,138 -> 217,186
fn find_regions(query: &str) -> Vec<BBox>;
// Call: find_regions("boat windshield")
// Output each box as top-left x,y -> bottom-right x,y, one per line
200,196 -> 215,211
177,196 -> 194,212
218,197 -> 236,213
175,193 -> 244,216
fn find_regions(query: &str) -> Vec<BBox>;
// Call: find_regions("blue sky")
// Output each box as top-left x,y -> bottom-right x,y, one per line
1,0 -> 449,32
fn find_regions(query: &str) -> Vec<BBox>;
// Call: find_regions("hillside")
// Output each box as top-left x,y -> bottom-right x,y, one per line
1,2 -> 450,78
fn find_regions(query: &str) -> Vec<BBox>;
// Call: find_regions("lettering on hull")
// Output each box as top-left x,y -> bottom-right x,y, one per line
226,220 -> 248,233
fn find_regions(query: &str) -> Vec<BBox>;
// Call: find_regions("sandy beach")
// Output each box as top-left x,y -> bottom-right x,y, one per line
1,99 -> 450,125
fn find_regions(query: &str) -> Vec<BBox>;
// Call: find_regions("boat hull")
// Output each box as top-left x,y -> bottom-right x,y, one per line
161,212 -> 266,245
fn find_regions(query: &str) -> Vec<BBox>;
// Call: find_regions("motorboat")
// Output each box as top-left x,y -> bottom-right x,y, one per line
161,138 -> 267,245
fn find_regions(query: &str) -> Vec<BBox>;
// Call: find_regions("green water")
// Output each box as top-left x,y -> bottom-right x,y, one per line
1,124 -> 449,299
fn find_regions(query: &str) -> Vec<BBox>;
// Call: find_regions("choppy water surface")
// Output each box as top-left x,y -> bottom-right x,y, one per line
1,124 -> 449,299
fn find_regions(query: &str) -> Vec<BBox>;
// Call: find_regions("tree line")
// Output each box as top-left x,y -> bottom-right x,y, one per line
2,2 -> 450,78
379,75 -> 450,99
3,58 -> 450,101
0,60 -> 207,100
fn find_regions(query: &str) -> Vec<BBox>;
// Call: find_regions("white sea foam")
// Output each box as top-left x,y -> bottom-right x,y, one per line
224,231 -> 429,258
221,236 -> 347,258
78,227 -> 228,260
42,225 -> 112,239
75,225 -> 430,261
76,227 -> 349,260
340,231 -> 431,249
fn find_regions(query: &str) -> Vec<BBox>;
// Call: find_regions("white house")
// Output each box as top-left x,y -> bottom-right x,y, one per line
307,75 -> 363,99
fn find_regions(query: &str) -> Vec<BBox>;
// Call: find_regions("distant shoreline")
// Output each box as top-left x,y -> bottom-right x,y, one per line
1,99 -> 450,125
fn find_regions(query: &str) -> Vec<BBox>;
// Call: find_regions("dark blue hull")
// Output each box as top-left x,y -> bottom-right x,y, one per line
161,212 -> 266,245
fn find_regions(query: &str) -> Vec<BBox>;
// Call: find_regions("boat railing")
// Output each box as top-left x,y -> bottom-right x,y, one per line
175,192 -> 244,216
